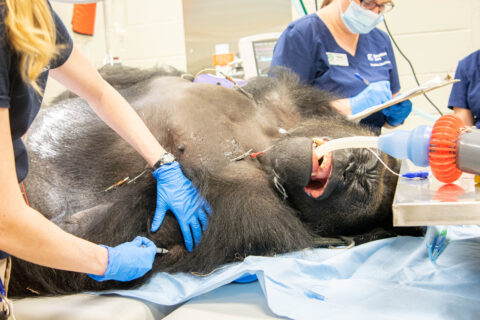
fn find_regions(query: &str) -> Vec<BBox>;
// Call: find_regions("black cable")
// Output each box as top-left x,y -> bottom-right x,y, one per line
383,19 -> 443,116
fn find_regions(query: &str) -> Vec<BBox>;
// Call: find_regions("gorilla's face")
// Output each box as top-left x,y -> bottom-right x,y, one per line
263,129 -> 398,236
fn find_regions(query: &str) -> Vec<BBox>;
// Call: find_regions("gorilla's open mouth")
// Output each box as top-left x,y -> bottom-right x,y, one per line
304,139 -> 332,198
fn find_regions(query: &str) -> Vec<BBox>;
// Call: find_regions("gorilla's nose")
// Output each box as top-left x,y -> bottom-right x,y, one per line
339,149 -> 379,192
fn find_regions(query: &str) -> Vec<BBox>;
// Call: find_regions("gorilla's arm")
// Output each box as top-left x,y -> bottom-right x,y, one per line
154,161 -> 316,274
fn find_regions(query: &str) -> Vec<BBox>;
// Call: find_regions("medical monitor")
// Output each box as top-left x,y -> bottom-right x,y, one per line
238,32 -> 281,79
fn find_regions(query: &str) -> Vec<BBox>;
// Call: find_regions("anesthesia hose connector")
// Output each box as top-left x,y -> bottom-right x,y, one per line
314,115 -> 480,183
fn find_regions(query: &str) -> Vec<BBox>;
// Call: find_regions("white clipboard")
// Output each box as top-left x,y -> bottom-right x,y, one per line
347,76 -> 460,121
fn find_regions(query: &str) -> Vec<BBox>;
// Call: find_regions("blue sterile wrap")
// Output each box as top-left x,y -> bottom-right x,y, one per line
96,226 -> 480,319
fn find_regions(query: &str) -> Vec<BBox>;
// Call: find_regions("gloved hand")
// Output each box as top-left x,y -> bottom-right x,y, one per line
349,81 -> 392,115
152,161 -> 211,252
382,99 -> 413,126
88,236 -> 157,282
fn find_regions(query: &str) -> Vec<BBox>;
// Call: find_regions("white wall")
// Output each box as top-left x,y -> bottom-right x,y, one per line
183,0 -> 292,74
46,0 -> 187,103
297,0 -> 480,129
47,0 -> 292,102
386,0 -> 480,129
47,0 -> 480,131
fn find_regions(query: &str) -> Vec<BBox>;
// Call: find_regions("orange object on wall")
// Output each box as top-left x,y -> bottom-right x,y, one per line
72,3 -> 97,36
212,53 -> 234,66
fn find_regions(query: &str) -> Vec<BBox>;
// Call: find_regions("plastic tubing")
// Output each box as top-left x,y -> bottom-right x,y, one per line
412,106 -> 440,124
314,136 -> 379,159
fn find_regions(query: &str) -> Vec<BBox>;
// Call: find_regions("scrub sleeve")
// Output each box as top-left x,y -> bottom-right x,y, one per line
0,2 -> 73,273
448,50 -> 480,128
0,5 -> 73,183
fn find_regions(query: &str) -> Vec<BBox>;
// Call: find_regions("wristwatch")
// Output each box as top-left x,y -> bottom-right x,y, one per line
152,152 -> 176,171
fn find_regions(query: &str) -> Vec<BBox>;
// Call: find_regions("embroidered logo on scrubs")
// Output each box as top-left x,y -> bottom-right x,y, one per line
326,52 -> 349,67
367,52 -> 391,67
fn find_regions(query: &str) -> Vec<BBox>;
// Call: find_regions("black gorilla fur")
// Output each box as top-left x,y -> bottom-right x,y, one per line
9,66 -> 421,297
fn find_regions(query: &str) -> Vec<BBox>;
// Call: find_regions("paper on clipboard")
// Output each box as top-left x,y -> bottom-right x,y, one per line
347,76 -> 460,121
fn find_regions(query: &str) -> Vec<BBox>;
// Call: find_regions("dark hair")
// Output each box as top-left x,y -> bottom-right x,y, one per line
321,0 -> 334,8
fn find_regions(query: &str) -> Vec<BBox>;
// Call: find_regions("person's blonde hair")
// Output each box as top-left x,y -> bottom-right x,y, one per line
4,0 -> 58,94
321,0 -> 335,8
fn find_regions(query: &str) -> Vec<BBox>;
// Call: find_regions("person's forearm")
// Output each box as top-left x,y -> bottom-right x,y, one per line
48,46 -> 165,167
331,98 -> 352,115
88,81 -> 165,166
453,107 -> 475,127
1,107 -> 107,276
0,204 -> 108,275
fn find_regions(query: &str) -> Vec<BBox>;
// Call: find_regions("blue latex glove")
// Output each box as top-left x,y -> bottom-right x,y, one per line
382,99 -> 413,126
152,161 -> 211,252
349,81 -> 392,115
88,236 -> 157,282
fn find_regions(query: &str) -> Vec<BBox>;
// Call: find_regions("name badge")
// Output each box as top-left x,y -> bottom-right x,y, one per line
326,52 -> 349,67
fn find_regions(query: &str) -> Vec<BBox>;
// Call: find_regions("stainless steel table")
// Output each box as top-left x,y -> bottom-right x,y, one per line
393,161 -> 480,226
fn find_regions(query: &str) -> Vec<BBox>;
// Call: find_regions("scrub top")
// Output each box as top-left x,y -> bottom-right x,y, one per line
448,50 -> 480,129
0,4 -> 73,183
270,13 -> 400,133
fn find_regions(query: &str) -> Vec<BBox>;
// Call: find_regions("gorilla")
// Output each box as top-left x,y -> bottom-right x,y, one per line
9,66 -> 420,297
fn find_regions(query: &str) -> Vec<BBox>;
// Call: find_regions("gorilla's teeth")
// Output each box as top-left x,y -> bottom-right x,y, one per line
319,153 -> 330,168
313,137 -> 327,146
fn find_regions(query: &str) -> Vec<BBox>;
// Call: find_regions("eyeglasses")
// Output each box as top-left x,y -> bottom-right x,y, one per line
359,0 -> 395,13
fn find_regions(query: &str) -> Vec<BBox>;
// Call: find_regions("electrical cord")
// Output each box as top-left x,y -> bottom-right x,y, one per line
296,1 -> 442,116
298,0 -> 308,15
383,19 -> 443,116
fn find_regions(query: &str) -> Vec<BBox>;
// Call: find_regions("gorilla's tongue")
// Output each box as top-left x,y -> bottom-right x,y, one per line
304,141 -> 332,199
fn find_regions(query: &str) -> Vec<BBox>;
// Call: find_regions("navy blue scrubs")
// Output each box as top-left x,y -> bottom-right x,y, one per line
448,50 -> 480,129
0,4 -> 73,259
0,5 -> 73,183
270,14 -> 400,132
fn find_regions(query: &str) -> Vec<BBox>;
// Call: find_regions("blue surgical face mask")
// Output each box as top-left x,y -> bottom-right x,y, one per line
340,0 -> 384,34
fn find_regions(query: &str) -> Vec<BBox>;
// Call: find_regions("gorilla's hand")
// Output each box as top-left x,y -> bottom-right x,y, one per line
152,161 -> 212,252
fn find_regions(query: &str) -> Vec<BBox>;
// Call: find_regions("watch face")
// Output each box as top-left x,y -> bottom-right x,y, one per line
162,152 -> 176,164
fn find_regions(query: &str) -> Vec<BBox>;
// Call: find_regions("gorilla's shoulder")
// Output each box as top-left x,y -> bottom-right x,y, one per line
50,64 -> 184,104
98,64 -> 184,90
244,66 -> 336,117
